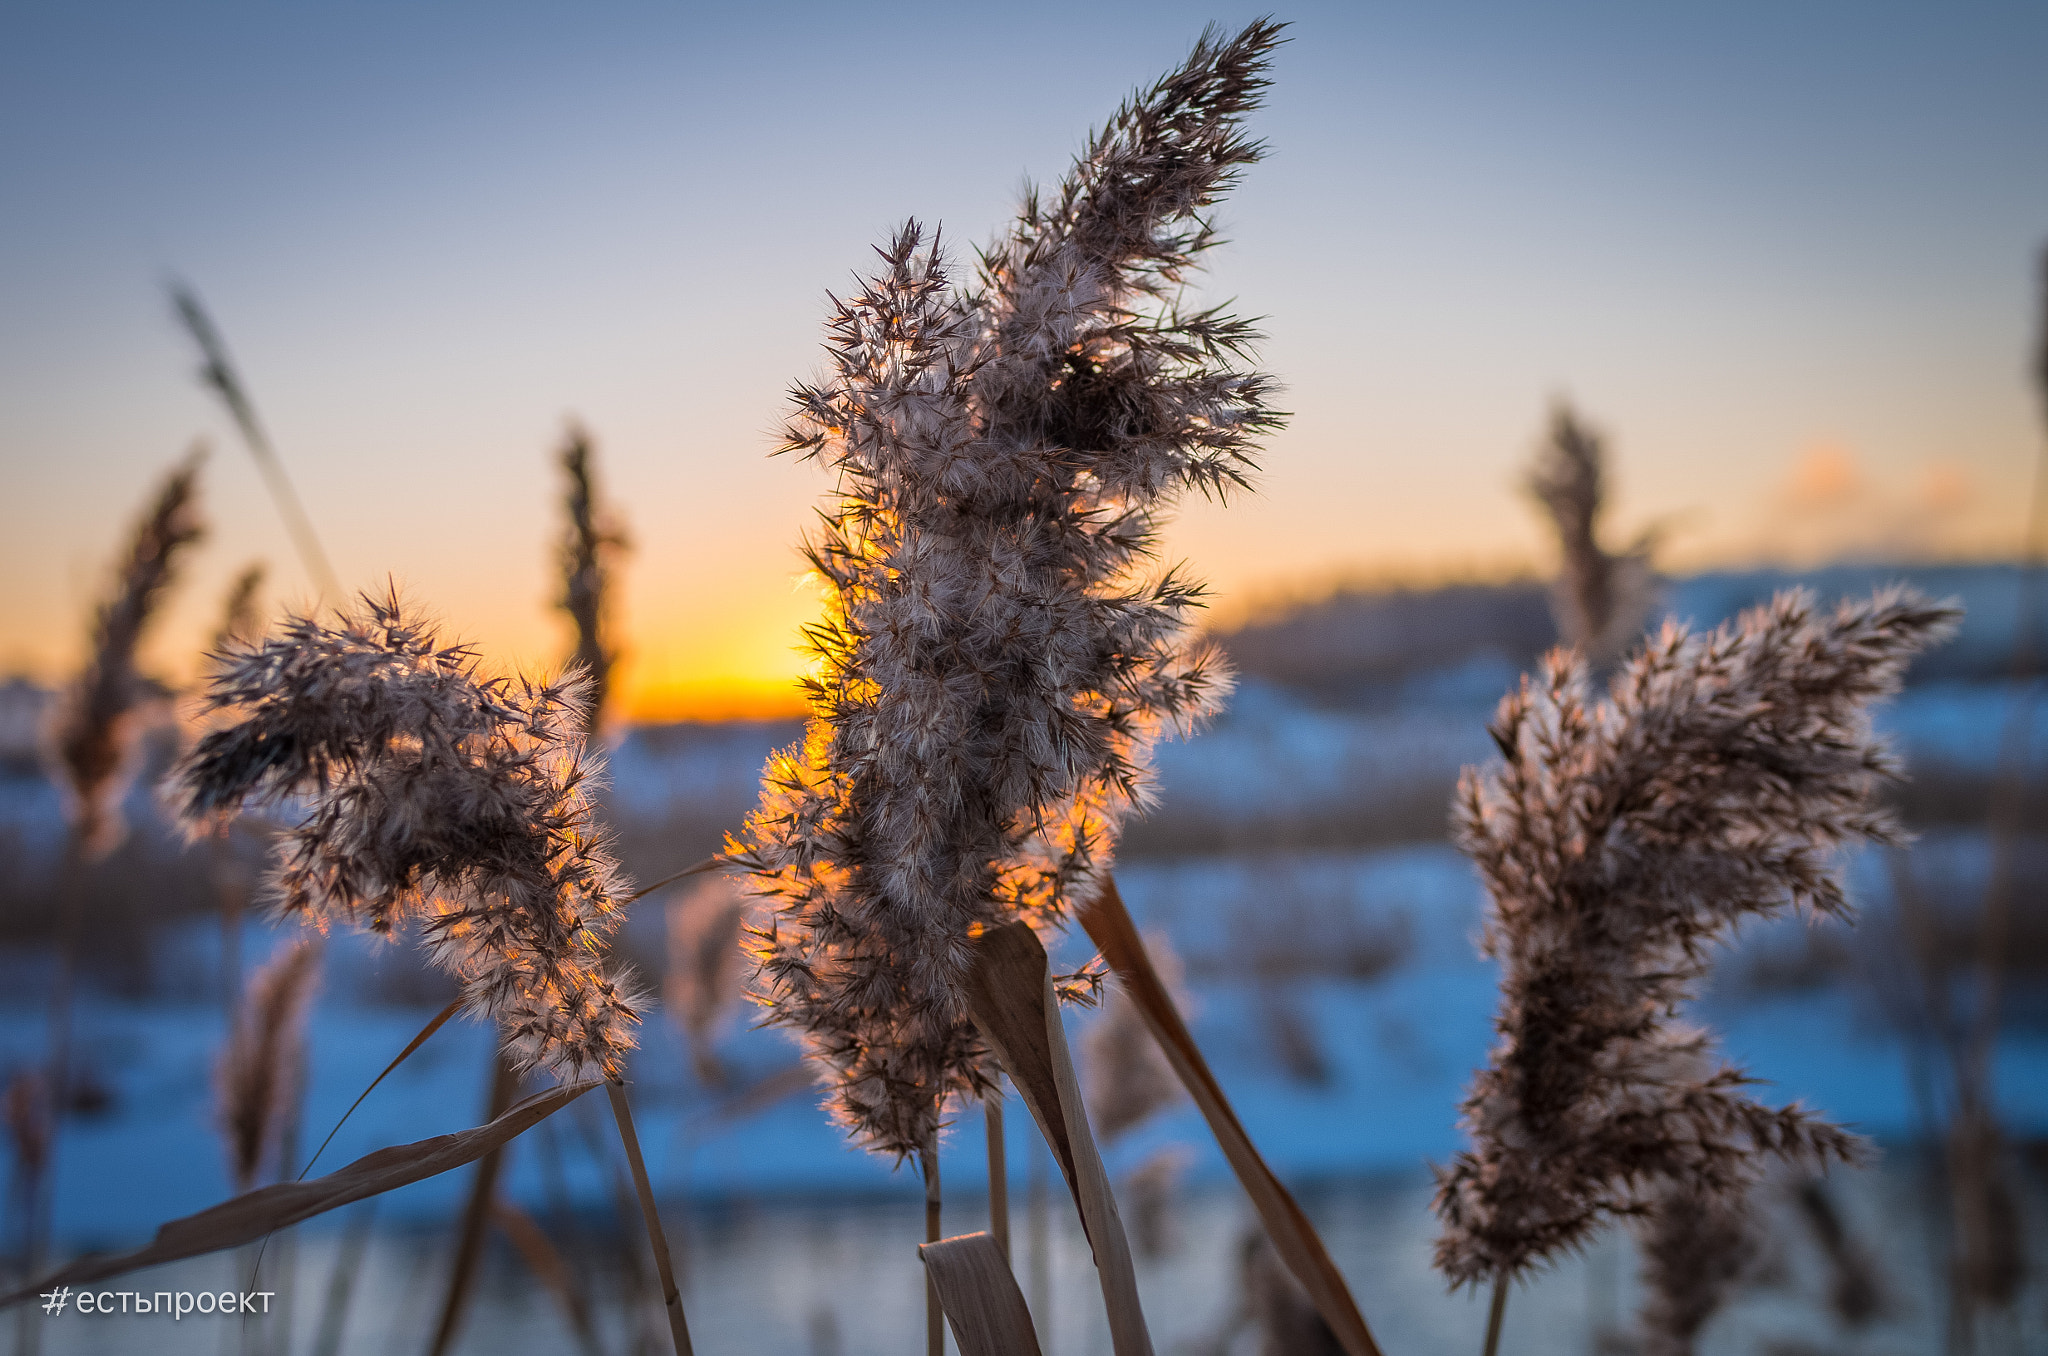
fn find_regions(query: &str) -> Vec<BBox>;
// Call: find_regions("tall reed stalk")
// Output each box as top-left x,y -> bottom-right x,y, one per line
172,285 -> 339,601
1524,402 -> 1656,672
35,455 -> 205,1350
728,21 -> 1283,1350
431,424 -> 630,1355
1435,587 -> 1961,1350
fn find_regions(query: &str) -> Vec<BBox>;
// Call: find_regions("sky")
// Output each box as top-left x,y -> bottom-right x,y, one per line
2,1 -> 2044,720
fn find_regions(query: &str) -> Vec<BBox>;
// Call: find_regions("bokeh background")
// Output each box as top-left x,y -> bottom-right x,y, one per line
2,4 -> 2046,1354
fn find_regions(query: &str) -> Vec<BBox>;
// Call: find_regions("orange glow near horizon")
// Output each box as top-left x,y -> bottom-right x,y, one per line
622,675 -> 808,724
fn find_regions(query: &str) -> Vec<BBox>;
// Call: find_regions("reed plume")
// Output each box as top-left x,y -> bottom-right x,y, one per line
558,425 -> 625,723
1526,404 -> 1655,672
47,453 -> 206,858
216,563 -> 266,650
664,875 -> 752,1087
216,938 -> 321,1191
170,590 -> 641,1081
1632,1180 -> 1757,1356
1433,587 -> 1961,1290
729,19 -> 1284,1161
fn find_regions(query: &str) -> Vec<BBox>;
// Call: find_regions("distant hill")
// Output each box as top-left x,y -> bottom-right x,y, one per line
1214,561 -> 2046,706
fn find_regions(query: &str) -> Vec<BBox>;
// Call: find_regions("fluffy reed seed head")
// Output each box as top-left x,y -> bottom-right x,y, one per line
1525,403 -> 1655,671
215,937 -> 321,1191
1633,1178 -> 1758,1356
664,875 -> 752,1086
170,590 -> 641,1081
47,453 -> 206,858
1432,587 -> 1961,1288
558,424 -> 625,725
729,19 -> 1285,1162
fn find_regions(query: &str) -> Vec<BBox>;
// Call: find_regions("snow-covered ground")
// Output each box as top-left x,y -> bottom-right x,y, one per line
6,840 -> 2045,1353
3,560 -> 2044,1351
5,839 -> 2043,1228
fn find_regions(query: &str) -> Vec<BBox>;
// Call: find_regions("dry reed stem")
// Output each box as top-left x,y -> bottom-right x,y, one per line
925,1143 -> 945,1356
986,1091 -> 1009,1261
490,1198 -> 607,1356
171,285 -> 339,600
216,938 -> 322,1193
966,922 -> 1153,1356
1481,1277 -> 1506,1356
309,1201 -> 374,1356
605,1081 -> 693,1356
301,998 -> 461,1181
920,1231 -> 1044,1356
0,1082 -> 599,1307
427,1052 -> 520,1356
1077,878 -> 1382,1356
558,424 -> 626,724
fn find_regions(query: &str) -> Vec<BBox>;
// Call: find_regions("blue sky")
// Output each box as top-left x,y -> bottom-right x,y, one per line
3,2 -> 2044,714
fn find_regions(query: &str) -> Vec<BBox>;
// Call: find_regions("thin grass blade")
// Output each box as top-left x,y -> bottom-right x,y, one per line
300,997 -> 463,1181
1,1081 -> 599,1308
1078,876 -> 1384,1356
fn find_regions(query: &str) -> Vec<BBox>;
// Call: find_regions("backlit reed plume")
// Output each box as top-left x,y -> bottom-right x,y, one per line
559,425 -> 625,723
216,937 -> 321,1191
171,591 -> 640,1081
1433,587 -> 1961,1289
729,19 -> 1284,1161
46,454 -> 206,858
1083,934 -> 1186,1142
1526,404 -> 1655,671
665,875 -> 751,1086
1633,1179 -> 1757,1356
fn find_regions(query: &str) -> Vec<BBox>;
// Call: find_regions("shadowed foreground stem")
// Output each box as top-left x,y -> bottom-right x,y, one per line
986,1091 -> 1009,1262
606,1081 -> 692,1356
427,1052 -> 520,1356
1482,1275 -> 1507,1356
924,1140 -> 944,1356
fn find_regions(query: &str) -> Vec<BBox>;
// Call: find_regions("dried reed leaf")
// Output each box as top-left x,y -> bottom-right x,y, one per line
920,1231 -> 1044,1356
965,922 -> 1152,1356
1077,877 -> 1384,1356
0,1081 -> 599,1308
301,996 -> 463,1179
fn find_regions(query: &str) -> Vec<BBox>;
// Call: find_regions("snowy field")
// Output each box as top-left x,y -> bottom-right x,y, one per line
3,836 -> 2045,1352
3,561 -> 2045,1351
